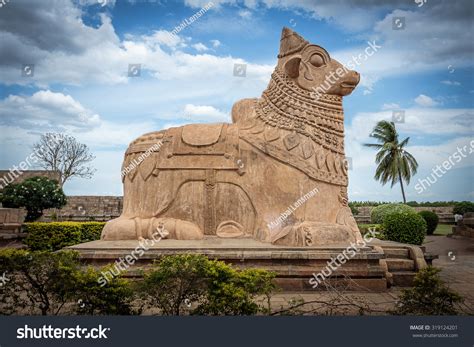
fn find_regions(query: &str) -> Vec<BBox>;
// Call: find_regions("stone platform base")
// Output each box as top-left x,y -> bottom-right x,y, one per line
67,237 -> 394,291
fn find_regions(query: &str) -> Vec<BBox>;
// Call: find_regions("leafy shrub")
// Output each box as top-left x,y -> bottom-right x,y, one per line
383,212 -> 426,245
350,201 -> 387,207
142,254 -> 275,315
24,222 -> 105,251
78,222 -> 104,242
358,224 -> 383,234
418,211 -> 439,235
358,224 -> 387,240
394,267 -> 463,315
196,265 -> 275,316
0,249 -> 137,315
371,203 -> 415,224
0,249 -> 80,315
0,176 -> 66,221
73,266 -> 138,315
452,201 -> 474,215
348,203 -> 359,215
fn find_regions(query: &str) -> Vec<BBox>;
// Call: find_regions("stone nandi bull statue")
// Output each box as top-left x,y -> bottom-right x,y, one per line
102,28 -> 363,246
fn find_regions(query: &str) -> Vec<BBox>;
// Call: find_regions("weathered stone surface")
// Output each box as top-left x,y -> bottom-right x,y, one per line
0,208 -> 26,233
68,238 -> 387,291
42,196 -> 123,221
68,238 -> 433,291
101,27 -> 363,246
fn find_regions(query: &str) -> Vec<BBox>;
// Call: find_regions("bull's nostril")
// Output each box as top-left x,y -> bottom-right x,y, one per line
354,71 -> 360,83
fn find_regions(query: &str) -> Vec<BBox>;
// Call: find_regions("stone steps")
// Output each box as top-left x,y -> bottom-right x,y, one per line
0,232 -> 27,240
377,243 -> 431,287
383,247 -> 409,259
385,258 -> 415,272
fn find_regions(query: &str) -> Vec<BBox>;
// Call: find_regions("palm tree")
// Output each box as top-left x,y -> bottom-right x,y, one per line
364,120 -> 418,203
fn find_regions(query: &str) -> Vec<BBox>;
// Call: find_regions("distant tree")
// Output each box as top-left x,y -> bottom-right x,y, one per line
364,121 -> 418,203
1,176 -> 66,221
33,133 -> 96,186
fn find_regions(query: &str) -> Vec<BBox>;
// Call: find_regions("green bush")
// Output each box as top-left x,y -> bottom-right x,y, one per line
196,264 -> 275,316
418,211 -> 439,235
452,201 -> 474,215
371,203 -> 415,224
78,222 -> 104,242
0,249 -> 80,315
0,249 -> 137,315
358,224 -> 387,240
0,176 -> 66,221
24,222 -> 105,251
348,203 -> 359,215
142,254 -> 276,315
73,266 -> 138,315
394,267 -> 463,315
358,224 -> 383,234
383,212 -> 426,245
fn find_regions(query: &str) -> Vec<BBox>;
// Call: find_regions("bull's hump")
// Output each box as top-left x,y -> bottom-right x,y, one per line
181,123 -> 224,147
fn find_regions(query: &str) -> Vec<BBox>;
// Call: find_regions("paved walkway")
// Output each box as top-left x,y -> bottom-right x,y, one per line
424,234 -> 474,311
268,234 -> 474,315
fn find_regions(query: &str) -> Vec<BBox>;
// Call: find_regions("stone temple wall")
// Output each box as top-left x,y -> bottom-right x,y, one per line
39,197 -> 455,224
354,206 -> 454,224
41,196 -> 123,222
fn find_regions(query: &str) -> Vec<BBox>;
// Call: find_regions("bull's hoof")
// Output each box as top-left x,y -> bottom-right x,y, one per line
101,217 -> 138,240
271,222 -> 359,247
150,217 -> 204,240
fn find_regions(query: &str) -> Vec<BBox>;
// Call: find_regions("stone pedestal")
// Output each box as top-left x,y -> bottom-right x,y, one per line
68,237 -> 388,291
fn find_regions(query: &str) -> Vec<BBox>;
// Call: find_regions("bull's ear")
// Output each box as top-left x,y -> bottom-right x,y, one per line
284,57 -> 301,78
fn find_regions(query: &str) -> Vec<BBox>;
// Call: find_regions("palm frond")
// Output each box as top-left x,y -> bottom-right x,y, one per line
365,120 -> 419,198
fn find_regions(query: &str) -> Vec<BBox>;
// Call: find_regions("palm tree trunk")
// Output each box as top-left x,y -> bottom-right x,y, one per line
398,169 -> 406,203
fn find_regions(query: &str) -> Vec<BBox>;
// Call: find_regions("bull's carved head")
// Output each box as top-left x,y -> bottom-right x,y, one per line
277,27 -> 360,97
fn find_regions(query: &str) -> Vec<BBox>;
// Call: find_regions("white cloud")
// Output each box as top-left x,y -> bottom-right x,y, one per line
0,1 -> 273,89
142,30 -> 187,49
183,104 -> 230,121
414,94 -> 439,107
238,9 -> 252,19
441,80 -> 461,86
0,90 -> 101,131
184,0 -> 235,9
382,103 -> 400,110
5,0 -> 466,96
210,39 -> 221,48
192,43 -> 209,52
78,0 -> 116,7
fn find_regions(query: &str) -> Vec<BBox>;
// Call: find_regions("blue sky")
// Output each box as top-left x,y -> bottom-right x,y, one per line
0,0 -> 473,201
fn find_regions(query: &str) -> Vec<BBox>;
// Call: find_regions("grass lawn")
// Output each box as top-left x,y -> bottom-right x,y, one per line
358,223 -> 454,236
433,224 -> 453,236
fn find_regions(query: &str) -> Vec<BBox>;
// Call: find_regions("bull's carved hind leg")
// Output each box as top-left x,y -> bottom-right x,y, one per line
336,186 -> 364,242
271,221 -> 359,247
336,206 -> 364,243
147,217 -> 204,240
101,216 -> 140,240
101,216 -> 204,241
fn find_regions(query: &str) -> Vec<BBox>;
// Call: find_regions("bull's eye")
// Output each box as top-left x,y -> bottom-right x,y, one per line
310,54 -> 325,67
